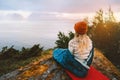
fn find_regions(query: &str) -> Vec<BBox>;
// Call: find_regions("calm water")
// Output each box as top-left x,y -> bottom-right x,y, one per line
0,21 -> 75,50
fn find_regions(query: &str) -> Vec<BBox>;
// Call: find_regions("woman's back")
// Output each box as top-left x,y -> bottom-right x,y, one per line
69,34 -> 92,61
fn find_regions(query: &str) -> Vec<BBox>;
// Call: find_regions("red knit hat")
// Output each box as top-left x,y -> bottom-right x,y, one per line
74,21 -> 88,35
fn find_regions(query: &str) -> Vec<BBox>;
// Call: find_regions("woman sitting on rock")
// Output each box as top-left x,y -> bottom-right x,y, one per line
53,21 -> 94,77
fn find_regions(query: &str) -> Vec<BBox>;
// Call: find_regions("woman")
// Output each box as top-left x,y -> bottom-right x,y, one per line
69,21 -> 93,68
53,21 -> 94,77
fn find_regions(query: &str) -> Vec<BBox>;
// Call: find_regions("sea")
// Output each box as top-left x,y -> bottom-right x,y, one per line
0,20 -> 75,50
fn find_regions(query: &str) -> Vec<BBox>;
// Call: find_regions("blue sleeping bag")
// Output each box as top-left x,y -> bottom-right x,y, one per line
53,48 -> 94,77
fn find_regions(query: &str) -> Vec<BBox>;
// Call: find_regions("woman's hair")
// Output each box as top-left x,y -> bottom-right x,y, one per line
74,33 -> 92,54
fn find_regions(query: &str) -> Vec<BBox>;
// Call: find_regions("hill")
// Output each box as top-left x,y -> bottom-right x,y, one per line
0,49 -> 120,80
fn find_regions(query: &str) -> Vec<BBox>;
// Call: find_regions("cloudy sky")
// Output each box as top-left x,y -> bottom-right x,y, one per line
0,0 -> 120,49
0,0 -> 120,21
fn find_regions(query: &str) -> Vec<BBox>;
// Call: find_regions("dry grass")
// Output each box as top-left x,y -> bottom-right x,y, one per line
92,48 -> 120,79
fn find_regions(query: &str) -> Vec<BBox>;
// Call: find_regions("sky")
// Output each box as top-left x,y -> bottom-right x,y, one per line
0,0 -> 120,49
0,0 -> 120,21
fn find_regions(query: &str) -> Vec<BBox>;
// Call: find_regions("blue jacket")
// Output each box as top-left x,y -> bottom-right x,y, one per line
53,47 -> 94,77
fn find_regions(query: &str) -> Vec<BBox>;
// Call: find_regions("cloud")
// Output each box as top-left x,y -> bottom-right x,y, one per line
0,0 -> 119,13
28,12 -> 58,21
0,10 -> 32,21
0,13 -> 23,21
109,0 -> 120,4
6,13 -> 23,20
27,12 -> 76,21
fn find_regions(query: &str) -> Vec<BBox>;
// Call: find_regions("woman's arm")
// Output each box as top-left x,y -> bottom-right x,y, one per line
68,40 -> 74,54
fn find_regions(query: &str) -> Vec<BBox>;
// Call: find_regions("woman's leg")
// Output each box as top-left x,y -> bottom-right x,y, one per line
53,48 -> 88,77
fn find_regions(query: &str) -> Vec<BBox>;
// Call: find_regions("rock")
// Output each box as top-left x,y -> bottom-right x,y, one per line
0,70 -> 20,80
0,49 -> 120,80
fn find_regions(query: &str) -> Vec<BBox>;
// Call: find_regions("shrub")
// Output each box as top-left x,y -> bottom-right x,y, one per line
0,44 -> 43,60
55,31 -> 74,48
20,44 -> 43,59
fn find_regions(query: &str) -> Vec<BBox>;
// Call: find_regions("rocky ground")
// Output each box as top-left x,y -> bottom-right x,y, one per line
0,49 -> 120,80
